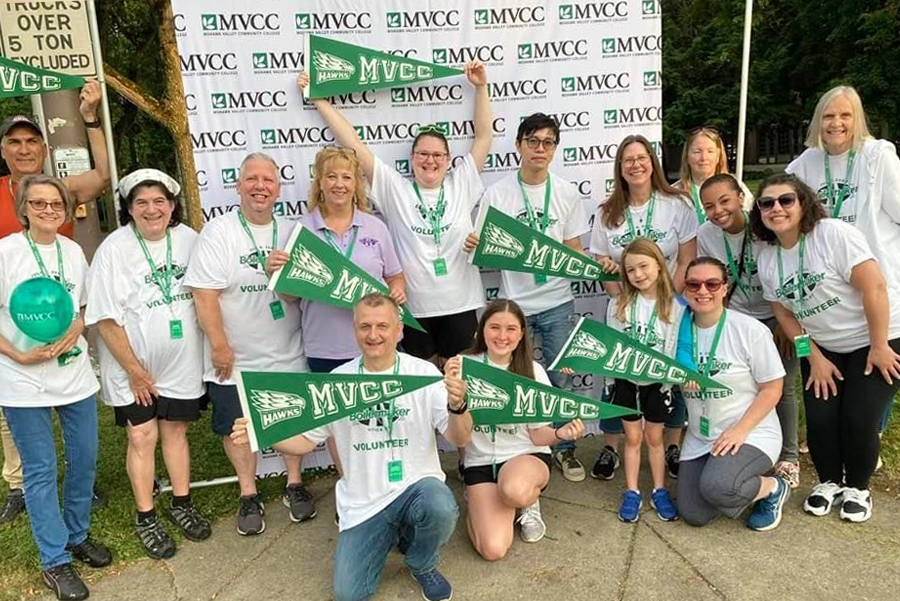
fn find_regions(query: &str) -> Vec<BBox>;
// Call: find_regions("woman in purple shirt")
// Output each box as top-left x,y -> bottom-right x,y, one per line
269,147 -> 406,373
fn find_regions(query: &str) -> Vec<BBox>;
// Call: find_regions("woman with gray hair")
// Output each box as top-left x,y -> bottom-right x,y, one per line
86,169 -> 211,560
0,174 -> 110,601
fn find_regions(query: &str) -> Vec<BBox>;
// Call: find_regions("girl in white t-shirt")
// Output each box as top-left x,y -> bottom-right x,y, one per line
298,62 -> 493,368
697,174 -> 801,489
606,239 -> 684,523
751,174 -> 900,523
445,300 -> 584,560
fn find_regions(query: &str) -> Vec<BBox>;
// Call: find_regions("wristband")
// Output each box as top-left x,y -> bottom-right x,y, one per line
83,119 -> 101,129
447,400 -> 468,415
555,426 -> 564,441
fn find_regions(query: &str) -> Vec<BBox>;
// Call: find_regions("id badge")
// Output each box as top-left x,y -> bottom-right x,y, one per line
433,257 -> 448,277
169,319 -> 183,340
699,415 -> 710,437
794,334 -> 812,358
387,459 -> 404,483
58,346 -> 83,367
534,273 -> 547,286
269,300 -> 285,320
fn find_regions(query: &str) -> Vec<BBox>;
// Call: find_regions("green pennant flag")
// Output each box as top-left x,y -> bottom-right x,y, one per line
0,56 -> 85,98
473,206 -> 619,282
270,223 -> 425,332
461,356 -> 638,426
549,317 -> 731,391
235,369 -> 443,452
303,34 -> 463,99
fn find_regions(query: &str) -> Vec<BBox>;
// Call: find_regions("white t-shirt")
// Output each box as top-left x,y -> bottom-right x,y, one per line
697,221 -> 772,320
481,172 -> 589,316
370,155 -> 485,317
0,233 -> 99,407
757,219 -> 900,353
787,139 -> 900,289
464,357 -> 551,468
681,310 -> 785,464
304,353 -> 450,531
607,294 -> 685,386
590,192 -> 699,277
86,224 -> 205,407
184,211 -> 306,384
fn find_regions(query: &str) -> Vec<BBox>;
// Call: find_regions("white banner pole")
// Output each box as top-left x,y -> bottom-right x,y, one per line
736,0 -> 753,181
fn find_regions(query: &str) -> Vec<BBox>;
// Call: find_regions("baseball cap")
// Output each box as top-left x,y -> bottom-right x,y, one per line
0,115 -> 43,139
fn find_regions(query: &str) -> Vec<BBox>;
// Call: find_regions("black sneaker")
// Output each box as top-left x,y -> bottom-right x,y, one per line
591,445 -> 620,480
166,504 -> 212,541
0,488 -> 25,523
665,445 -> 681,479
42,563 -> 89,601
66,537 -> 112,568
136,514 -> 176,560
237,494 -> 266,536
283,483 -> 317,523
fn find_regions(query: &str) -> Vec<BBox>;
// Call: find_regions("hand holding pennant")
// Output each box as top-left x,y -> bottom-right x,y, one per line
0,56 -> 85,98
460,356 -> 638,426
269,223 -> 426,331
549,317 -> 731,391
234,370 -> 442,452
472,206 -> 619,282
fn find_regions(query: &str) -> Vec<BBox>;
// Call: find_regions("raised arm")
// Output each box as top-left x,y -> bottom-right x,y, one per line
297,72 -> 374,182
63,80 -> 111,205
465,61 -> 492,172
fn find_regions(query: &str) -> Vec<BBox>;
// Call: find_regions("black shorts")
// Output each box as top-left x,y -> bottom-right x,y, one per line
207,382 -> 244,436
463,452 -> 552,486
114,394 -> 206,428
401,309 -> 478,360
612,380 -> 673,424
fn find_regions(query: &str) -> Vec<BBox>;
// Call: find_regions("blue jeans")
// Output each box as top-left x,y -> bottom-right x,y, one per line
4,396 -> 98,570
526,300 -> 578,452
333,477 -> 458,601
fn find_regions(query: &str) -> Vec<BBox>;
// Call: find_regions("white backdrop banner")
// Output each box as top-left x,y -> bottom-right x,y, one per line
171,0 -> 662,471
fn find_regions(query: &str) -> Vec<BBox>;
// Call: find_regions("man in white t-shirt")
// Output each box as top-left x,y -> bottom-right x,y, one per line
465,113 -> 589,482
232,293 -> 472,601
185,153 -> 309,536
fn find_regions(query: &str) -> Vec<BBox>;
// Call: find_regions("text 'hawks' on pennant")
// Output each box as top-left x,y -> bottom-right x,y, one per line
303,34 -> 463,99
549,317 -> 731,391
460,356 -> 638,426
0,56 -> 85,99
473,206 -> 619,282
235,369 -> 442,452
270,223 -> 425,331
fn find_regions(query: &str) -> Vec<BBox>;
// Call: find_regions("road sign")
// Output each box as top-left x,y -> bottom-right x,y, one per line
0,3 -> 96,77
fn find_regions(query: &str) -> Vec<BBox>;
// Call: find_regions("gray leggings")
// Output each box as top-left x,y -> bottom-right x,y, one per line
763,317 -> 800,463
677,445 -> 773,526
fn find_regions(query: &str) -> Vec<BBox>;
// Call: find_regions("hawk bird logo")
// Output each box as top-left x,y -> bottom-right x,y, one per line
313,51 -> 355,84
287,243 -> 334,288
250,390 -> 306,430
465,377 -> 510,410
481,223 -> 524,258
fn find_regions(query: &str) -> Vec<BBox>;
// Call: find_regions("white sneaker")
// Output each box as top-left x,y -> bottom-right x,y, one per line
803,481 -> 844,516
516,499 -> 546,543
839,487 -> 872,523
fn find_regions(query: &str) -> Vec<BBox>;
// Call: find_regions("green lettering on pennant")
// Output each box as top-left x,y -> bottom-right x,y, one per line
0,56 -> 85,99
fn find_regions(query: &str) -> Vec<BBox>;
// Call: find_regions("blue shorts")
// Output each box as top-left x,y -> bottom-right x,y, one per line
207,382 -> 243,437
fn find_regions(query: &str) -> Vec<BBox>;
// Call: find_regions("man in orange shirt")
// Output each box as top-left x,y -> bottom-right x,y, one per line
0,79 -> 111,525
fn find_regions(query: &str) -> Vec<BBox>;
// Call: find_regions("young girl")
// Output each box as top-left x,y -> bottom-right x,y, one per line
606,239 -> 685,522
444,300 -> 584,561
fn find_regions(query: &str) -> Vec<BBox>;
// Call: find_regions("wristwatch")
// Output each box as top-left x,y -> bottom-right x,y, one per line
447,400 -> 468,415
83,119 -> 102,129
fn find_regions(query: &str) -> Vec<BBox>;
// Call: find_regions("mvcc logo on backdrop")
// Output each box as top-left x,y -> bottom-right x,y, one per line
601,35 -> 662,56
390,84 -> 463,107
487,79 -> 548,102
562,143 -> 619,166
432,45 -> 504,66
558,2 -> 629,23
385,10 -> 460,32
252,52 -> 304,74
603,107 -> 662,128
517,39 -> 588,63
473,5 -> 545,28
560,72 -> 630,96
643,71 -> 662,89
523,111 -> 590,132
180,53 -> 238,76
303,92 -> 377,111
294,12 -> 371,33
642,1 -> 661,17
260,127 -> 335,149
200,13 -> 280,35
210,91 -> 287,113
191,130 -> 247,153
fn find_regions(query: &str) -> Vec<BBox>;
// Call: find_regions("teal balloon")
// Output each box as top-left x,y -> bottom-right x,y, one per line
9,277 -> 74,343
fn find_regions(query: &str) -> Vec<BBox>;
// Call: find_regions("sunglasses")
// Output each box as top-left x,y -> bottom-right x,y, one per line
756,193 -> 797,212
417,124 -> 448,136
685,278 -> 725,293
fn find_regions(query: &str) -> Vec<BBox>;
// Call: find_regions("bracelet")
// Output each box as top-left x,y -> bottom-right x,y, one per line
554,426 -> 565,441
83,119 -> 101,129
447,400 -> 468,415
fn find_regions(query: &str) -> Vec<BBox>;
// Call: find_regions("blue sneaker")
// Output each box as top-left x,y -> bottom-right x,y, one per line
747,476 -> 790,531
618,490 -> 642,523
411,567 -> 452,601
650,488 -> 678,521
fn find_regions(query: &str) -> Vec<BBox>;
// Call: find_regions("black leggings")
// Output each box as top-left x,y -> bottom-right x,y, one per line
800,338 -> 900,489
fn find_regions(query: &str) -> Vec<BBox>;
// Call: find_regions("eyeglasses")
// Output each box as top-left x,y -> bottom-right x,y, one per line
685,278 -> 725,293
27,199 -> 65,212
522,136 -> 558,151
413,150 -> 449,161
756,193 -> 797,212
621,155 -> 652,168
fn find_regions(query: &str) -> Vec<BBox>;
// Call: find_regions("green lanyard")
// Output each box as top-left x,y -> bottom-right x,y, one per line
237,209 -> 277,270
134,226 -> 173,305
824,150 -> 856,218
481,353 -> 499,479
359,354 -> 402,445
692,309 -> 727,379
722,214 -> 752,298
412,182 -> 446,248
24,230 -> 64,283
690,182 -> 707,224
777,235 -> 806,307
322,225 -> 359,260
629,300 -> 658,346
517,172 -> 552,233
624,192 -> 657,242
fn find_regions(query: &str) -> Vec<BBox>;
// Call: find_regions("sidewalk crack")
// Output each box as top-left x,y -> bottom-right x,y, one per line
616,524 -> 638,601
642,522 -> 727,600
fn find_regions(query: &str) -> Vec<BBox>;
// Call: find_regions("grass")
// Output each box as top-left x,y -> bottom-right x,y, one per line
0,406 -> 332,600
